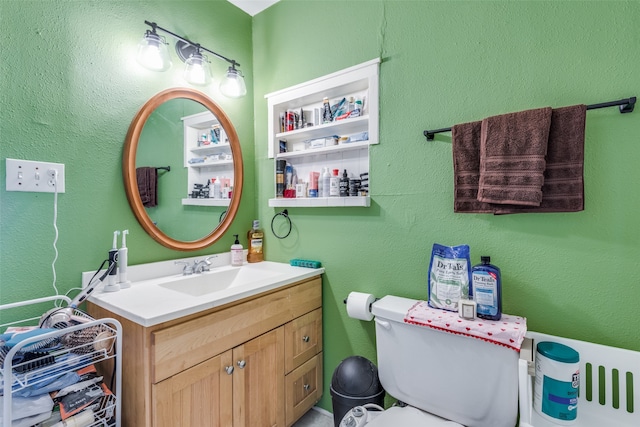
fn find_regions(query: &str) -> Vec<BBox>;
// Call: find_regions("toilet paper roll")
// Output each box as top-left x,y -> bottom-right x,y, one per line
346,292 -> 375,321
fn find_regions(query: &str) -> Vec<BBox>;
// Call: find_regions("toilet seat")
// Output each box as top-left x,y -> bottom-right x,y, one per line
365,406 -> 463,426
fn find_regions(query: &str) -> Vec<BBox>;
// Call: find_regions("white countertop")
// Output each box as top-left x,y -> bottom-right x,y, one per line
87,259 -> 324,327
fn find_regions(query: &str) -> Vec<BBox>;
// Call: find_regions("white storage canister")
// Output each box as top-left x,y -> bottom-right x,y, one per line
534,341 -> 580,425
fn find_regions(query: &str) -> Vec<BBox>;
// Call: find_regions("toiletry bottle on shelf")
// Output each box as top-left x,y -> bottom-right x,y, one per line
471,256 -> 502,321
231,234 -> 244,266
339,169 -> 350,197
330,169 -> 340,196
213,176 -> 221,199
247,220 -> 264,263
322,97 -> 333,123
322,167 -> 331,197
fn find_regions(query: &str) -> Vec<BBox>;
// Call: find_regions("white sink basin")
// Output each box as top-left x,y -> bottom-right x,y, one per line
88,261 -> 324,327
158,265 -> 283,297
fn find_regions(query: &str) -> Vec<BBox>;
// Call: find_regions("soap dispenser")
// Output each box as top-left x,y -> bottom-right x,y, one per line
231,234 -> 244,266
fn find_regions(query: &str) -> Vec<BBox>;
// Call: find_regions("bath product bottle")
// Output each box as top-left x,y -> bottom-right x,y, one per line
322,97 -> 333,123
247,220 -> 264,263
329,169 -> 340,196
339,169 -> 350,197
231,234 -> 244,266
322,167 -> 331,197
471,256 -> 502,321
213,177 -> 221,199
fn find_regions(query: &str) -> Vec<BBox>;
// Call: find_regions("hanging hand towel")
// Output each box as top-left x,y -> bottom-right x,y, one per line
136,167 -> 158,208
452,121 -> 495,213
494,104 -> 587,214
404,300 -> 527,352
478,107 -> 553,206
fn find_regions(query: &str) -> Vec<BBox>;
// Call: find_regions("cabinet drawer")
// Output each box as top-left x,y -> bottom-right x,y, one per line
285,352 -> 323,427
285,308 -> 322,374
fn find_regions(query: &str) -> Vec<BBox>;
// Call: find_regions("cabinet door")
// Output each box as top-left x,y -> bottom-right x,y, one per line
152,350 -> 233,427
233,327 -> 285,427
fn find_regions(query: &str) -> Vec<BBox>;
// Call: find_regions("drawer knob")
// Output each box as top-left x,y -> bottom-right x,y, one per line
303,384 -> 310,391
225,366 -> 234,375
302,335 -> 310,343
237,360 -> 246,369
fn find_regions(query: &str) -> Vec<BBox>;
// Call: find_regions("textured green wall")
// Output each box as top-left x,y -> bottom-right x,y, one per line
0,1 -> 255,315
253,0 -> 640,411
2,0 -> 639,418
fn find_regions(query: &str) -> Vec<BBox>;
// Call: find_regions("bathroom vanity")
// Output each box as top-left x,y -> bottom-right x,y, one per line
86,260 -> 324,427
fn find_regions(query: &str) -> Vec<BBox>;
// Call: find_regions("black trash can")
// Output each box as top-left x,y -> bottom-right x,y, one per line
330,356 -> 385,427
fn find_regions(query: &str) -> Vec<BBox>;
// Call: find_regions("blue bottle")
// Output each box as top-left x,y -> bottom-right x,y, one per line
471,256 -> 502,320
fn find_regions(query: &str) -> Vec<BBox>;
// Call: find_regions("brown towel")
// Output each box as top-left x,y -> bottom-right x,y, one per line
136,167 -> 157,207
452,121 -> 495,213
478,107 -> 553,206
494,104 -> 587,214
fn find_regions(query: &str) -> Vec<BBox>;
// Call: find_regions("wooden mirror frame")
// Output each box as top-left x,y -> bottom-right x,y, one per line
123,88 -> 243,251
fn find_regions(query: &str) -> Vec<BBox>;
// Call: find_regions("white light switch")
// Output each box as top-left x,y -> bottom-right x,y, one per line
5,158 -> 66,193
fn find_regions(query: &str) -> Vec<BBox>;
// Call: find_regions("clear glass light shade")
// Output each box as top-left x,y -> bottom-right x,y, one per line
220,67 -> 247,98
184,53 -> 211,86
136,33 -> 171,72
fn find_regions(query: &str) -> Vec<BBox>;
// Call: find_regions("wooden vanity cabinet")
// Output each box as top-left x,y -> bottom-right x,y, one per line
87,275 -> 323,427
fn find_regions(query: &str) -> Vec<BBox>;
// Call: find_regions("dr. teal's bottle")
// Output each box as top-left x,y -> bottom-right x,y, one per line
247,220 -> 264,263
471,256 -> 502,320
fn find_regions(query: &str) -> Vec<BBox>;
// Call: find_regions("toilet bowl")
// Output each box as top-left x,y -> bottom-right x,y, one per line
350,295 -> 520,427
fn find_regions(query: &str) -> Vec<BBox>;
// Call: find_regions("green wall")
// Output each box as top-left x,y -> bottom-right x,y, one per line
0,1 -> 255,313
253,0 -> 640,411
1,0 -> 639,418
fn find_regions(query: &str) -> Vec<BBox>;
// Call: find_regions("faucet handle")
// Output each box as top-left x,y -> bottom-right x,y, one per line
175,261 -> 194,275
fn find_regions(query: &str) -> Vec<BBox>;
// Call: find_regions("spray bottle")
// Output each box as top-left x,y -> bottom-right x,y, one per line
118,230 -> 131,289
103,231 -> 120,292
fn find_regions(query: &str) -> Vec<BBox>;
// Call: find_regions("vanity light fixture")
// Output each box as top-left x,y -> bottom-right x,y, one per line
137,21 -> 246,98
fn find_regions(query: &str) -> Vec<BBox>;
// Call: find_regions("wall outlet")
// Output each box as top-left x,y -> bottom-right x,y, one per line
5,158 -> 66,193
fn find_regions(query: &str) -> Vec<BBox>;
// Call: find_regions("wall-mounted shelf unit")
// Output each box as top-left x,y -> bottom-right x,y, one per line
182,110 -> 235,206
265,58 -> 380,208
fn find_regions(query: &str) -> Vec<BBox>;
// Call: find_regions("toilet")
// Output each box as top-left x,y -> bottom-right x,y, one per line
351,295 -> 520,427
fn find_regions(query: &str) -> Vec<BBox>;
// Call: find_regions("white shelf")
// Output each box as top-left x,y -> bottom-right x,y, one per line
188,159 -> 234,168
182,198 -> 231,207
265,59 -> 379,208
190,143 -> 231,154
268,196 -> 370,208
276,140 -> 371,160
275,115 -> 370,141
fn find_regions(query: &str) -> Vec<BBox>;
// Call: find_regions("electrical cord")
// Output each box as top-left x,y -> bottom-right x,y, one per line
50,169 -> 61,305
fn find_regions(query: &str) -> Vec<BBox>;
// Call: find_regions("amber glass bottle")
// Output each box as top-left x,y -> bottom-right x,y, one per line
247,220 -> 264,263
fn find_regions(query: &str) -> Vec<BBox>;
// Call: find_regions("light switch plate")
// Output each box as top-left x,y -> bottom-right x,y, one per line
5,158 -> 66,193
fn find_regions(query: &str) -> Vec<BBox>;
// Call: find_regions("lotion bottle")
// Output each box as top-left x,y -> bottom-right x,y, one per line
322,167 -> 331,198
471,256 -> 502,321
247,220 -> 264,263
231,234 -> 244,266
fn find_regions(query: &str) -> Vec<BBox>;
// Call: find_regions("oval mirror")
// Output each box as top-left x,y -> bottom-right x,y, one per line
123,88 -> 243,251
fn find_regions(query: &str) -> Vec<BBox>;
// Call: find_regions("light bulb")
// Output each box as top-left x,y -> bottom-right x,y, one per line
184,53 -> 211,86
220,66 -> 247,98
136,32 -> 171,72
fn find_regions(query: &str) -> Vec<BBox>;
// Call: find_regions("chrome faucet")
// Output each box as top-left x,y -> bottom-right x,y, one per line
175,261 -> 195,275
193,255 -> 218,274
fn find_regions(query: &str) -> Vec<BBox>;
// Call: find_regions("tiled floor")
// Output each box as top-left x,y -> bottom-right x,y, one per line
292,408 -> 334,427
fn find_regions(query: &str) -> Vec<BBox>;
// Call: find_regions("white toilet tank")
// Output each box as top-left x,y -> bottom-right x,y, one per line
371,295 -> 519,427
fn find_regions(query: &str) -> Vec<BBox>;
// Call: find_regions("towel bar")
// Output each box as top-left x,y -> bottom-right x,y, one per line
423,96 -> 636,141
